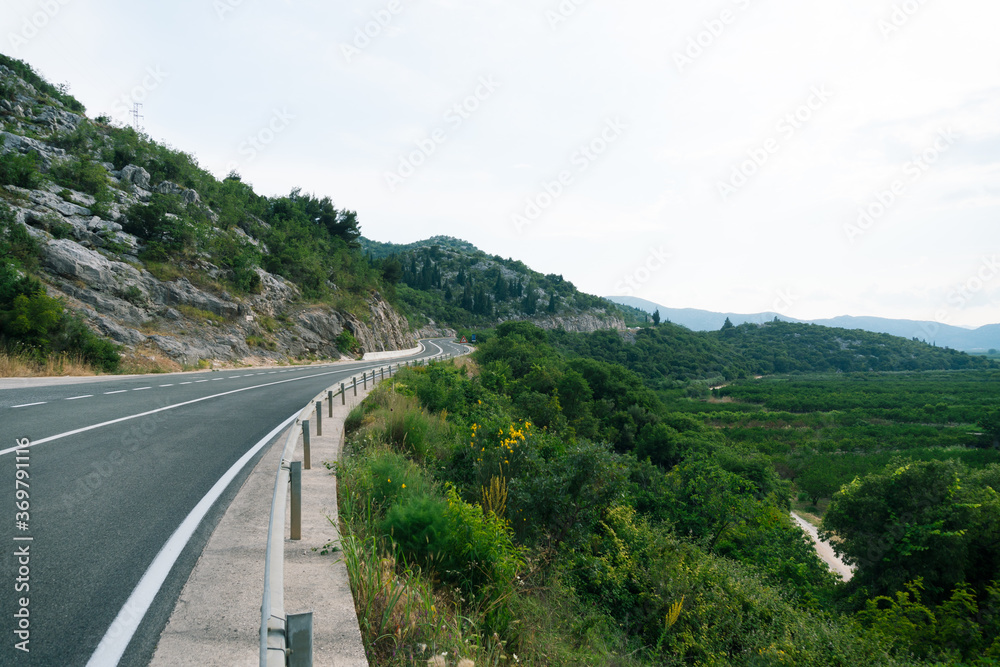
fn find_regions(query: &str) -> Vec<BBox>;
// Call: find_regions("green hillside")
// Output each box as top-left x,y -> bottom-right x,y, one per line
548,319 -> 995,389
361,235 -> 622,329
714,319 -> 994,374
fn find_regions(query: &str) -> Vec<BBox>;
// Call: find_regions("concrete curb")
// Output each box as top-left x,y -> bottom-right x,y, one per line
150,375 -> 378,666
361,342 -> 423,362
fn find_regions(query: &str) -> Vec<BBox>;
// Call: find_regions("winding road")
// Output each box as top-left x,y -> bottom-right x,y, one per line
0,339 -> 465,666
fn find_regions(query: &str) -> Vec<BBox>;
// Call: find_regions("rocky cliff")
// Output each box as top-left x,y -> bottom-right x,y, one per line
0,61 -> 414,369
15,215 -> 415,367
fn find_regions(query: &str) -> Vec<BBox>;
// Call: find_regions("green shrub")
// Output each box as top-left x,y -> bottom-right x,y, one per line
49,156 -> 109,196
382,486 -> 523,605
0,205 -> 38,269
336,329 -> 360,354
0,264 -> 119,372
0,151 -> 41,189
123,194 -> 199,260
50,221 -> 74,239
245,335 -> 276,351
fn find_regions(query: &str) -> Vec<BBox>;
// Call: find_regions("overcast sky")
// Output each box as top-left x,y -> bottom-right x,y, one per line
4,0 -> 999,326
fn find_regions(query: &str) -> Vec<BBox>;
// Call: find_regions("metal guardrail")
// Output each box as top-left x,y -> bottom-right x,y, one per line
259,350 -> 460,666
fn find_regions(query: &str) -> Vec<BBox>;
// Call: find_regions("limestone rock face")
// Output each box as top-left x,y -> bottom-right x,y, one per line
0,63 -> 422,369
516,311 -> 627,334
36,238 -> 417,365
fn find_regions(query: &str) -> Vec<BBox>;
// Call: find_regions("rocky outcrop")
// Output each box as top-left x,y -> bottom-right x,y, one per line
119,165 -> 152,191
512,311 -> 626,334
413,319 -> 456,340
0,130 -> 69,171
30,234 -> 415,366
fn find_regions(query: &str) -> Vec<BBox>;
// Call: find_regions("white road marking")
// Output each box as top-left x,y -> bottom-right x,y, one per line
211,378 -> 224,381
12,402 -> 47,408
133,387 -> 151,391
85,412 -> 299,667
66,395 -> 93,401
195,380 -> 209,383
104,390 -> 128,395
179,382 -> 192,385
159,384 -> 174,387
0,367 -> 350,457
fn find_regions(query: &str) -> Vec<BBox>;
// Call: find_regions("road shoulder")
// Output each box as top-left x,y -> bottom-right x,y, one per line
149,377 -> 374,666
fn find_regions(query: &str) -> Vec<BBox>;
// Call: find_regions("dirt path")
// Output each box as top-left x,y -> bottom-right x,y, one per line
790,511 -> 855,581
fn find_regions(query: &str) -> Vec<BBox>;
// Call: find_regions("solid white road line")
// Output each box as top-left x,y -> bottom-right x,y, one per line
85,412 -> 299,667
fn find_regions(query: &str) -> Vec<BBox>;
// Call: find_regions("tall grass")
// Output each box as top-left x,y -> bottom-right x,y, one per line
0,349 -> 99,377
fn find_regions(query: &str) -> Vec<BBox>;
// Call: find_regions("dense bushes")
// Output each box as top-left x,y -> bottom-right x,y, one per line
337,348 -> 918,665
0,150 -> 41,189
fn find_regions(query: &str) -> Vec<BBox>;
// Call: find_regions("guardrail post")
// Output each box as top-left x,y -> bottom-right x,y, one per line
287,612 -> 314,667
290,461 -> 302,540
380,367 -> 384,380
363,372 -> 367,390
327,390 -> 333,418
352,377 -> 357,397
302,421 -> 311,470
315,401 -> 323,437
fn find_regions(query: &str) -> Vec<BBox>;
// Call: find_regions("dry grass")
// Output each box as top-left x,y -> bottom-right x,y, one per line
0,349 -> 99,378
451,355 -> 478,376
118,347 -> 182,374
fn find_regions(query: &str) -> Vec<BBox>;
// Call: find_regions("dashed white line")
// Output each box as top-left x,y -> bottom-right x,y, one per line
12,402 -> 47,408
160,384 -> 174,387
244,374 -> 254,377
66,395 -> 93,401
133,387 -> 151,391
180,382 -> 192,385
228,376 -> 241,379
104,390 -> 128,395
195,380 -> 209,383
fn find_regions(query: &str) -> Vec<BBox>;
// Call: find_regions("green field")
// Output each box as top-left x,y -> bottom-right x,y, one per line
661,370 -> 1000,508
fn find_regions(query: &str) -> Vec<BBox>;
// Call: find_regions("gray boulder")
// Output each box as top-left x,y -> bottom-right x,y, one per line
120,165 -> 152,190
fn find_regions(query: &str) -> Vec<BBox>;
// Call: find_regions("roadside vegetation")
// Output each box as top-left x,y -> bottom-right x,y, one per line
336,323 -> 1000,665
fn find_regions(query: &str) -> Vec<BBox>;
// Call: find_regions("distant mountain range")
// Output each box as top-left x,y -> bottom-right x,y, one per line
605,296 -> 1000,353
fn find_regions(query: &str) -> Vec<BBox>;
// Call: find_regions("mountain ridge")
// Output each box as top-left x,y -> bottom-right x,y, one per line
607,296 -> 1000,353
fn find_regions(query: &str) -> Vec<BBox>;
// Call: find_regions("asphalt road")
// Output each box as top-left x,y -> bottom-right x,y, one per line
0,338 -> 466,666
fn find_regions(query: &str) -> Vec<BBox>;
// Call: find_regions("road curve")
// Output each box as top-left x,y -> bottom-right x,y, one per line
0,339 -> 466,666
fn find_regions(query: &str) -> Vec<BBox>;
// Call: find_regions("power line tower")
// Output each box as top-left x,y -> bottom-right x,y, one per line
131,102 -> 144,131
